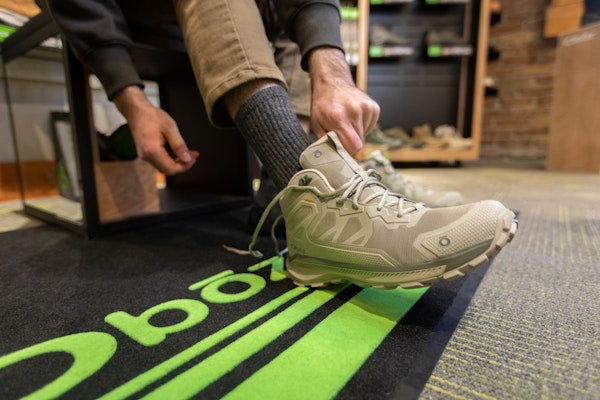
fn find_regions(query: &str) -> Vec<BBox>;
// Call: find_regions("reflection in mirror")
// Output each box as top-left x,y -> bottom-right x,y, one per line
4,44 -> 83,224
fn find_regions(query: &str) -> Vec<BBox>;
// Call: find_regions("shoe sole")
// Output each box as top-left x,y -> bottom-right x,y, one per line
286,212 -> 518,290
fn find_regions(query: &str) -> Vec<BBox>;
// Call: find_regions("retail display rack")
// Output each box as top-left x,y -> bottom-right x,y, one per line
342,0 -> 491,163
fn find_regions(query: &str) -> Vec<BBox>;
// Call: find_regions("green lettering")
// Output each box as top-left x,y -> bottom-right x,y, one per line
188,270 -> 234,291
98,287 -> 308,400
104,299 -> 209,347
246,255 -> 287,282
200,273 -> 266,304
0,332 -> 116,400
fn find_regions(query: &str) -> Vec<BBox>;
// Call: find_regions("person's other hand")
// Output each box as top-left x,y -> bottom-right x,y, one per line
308,47 -> 380,155
113,86 -> 199,175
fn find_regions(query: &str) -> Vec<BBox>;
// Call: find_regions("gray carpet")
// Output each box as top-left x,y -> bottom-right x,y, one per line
399,166 -> 600,399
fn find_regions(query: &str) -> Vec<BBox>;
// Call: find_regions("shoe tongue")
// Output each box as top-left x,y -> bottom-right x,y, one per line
300,131 -> 368,188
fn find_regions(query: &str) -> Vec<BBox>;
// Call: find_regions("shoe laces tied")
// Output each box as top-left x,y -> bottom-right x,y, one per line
223,169 -> 423,259
336,170 -> 421,217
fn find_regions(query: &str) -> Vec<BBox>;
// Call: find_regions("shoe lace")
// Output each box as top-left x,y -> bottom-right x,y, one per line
224,169 -> 422,259
339,170 -> 421,217
222,189 -> 287,259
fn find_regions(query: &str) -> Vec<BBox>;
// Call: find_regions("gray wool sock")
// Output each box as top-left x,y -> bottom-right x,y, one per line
234,85 -> 311,190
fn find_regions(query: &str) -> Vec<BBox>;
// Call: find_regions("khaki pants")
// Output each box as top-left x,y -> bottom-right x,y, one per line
170,0 -> 311,127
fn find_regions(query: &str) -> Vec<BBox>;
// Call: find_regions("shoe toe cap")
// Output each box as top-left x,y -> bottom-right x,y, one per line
415,200 -> 512,258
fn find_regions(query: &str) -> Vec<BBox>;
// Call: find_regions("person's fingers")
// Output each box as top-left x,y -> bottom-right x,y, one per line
162,120 -> 193,163
139,144 -> 197,175
362,100 -> 380,134
333,122 -> 364,155
146,148 -> 180,175
311,118 -> 363,155
186,150 -> 200,161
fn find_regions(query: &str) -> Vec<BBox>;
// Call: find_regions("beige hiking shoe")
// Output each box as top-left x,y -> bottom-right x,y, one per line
276,132 -> 517,289
434,125 -> 473,150
412,123 -> 449,149
359,150 -> 464,207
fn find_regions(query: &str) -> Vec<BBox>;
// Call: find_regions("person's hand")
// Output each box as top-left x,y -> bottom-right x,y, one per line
113,86 -> 199,175
308,47 -> 380,155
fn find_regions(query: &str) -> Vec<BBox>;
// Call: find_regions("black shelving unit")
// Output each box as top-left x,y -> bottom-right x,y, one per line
2,12 -> 254,238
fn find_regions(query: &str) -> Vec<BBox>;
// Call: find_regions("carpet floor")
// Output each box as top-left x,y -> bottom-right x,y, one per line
404,165 -> 600,399
0,165 -> 598,399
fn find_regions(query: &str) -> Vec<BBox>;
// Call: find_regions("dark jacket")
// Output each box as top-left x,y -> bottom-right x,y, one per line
40,0 -> 343,100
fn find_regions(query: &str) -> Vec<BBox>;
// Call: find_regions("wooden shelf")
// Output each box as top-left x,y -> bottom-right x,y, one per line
359,143 -> 480,162
354,0 -> 490,163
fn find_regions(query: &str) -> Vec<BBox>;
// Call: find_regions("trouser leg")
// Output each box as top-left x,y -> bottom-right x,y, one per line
172,0 -> 286,127
172,0 -> 311,189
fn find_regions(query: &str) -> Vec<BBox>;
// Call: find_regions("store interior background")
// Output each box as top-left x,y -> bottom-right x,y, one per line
0,2 -> 599,398
0,0 -> 598,230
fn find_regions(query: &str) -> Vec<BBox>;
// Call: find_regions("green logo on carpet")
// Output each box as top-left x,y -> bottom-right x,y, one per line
0,256 -> 426,399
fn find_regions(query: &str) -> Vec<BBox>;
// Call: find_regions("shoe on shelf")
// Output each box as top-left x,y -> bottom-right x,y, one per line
433,125 -> 473,150
412,123 -> 449,149
359,150 -> 464,207
250,131 -> 517,289
383,126 -> 426,148
370,24 -> 412,47
425,30 -> 469,46
365,124 -> 404,149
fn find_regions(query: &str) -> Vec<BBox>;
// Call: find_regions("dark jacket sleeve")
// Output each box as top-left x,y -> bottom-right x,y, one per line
43,0 -> 342,95
44,0 -> 144,100
275,0 -> 344,70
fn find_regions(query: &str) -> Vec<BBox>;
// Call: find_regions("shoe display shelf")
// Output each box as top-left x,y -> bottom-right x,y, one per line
2,12 -> 254,238
353,0 -> 490,163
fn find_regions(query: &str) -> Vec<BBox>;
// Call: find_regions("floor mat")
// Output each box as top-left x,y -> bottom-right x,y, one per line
0,207 -> 489,399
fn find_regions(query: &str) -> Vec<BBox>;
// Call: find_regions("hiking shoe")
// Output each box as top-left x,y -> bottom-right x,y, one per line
365,125 -> 404,149
359,150 -> 464,207
370,24 -> 412,46
383,126 -> 425,148
434,125 -> 473,150
425,30 -> 469,46
412,123 -> 449,149
277,132 -> 517,289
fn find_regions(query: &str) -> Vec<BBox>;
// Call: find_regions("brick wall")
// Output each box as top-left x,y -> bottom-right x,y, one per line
482,0 -> 557,161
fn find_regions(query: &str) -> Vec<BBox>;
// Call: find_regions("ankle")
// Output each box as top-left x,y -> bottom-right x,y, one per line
222,79 -> 283,119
